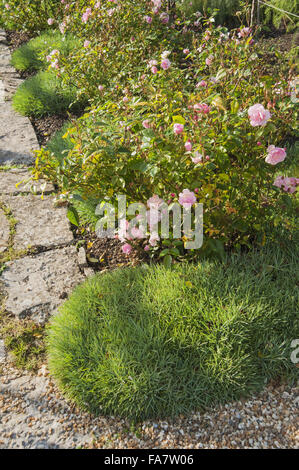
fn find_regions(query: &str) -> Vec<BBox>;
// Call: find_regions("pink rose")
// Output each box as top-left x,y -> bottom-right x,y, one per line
122,243 -> 132,255
160,12 -> 169,24
191,152 -> 203,164
173,123 -> 184,135
183,48 -> 190,55
151,66 -> 158,74
185,140 -> 192,151
145,16 -> 152,24
248,104 -> 271,127
205,55 -> 214,66
149,233 -> 160,247
196,80 -> 208,88
274,176 -> 298,193
161,58 -> 171,70
194,103 -> 211,114
98,85 -> 104,91
147,195 -> 164,210
179,189 -> 197,208
142,120 -> 151,129
47,18 -> 54,25
265,145 -> 286,165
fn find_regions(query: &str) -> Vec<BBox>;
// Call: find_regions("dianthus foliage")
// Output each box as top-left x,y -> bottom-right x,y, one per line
47,244 -> 299,421
12,70 -> 83,117
33,1 -> 298,259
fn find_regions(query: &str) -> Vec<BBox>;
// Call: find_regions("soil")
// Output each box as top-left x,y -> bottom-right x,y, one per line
5,30 -> 33,52
74,227 -> 150,273
30,114 -> 69,147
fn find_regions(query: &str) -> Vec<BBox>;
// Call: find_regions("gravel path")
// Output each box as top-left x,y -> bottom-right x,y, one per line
0,360 -> 298,449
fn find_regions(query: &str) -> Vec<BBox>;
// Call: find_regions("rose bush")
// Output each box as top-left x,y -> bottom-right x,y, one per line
0,0 -> 65,31
21,0 -> 298,259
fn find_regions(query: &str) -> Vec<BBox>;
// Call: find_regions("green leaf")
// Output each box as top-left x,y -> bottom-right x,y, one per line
163,254 -> 172,268
67,206 -> 80,227
172,115 -> 186,125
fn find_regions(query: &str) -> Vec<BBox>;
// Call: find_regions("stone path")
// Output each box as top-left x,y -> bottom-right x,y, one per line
0,29 -> 297,450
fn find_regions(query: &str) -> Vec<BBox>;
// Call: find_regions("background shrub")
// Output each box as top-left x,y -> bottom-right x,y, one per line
12,71 -> 83,117
0,0 -> 64,31
47,243 -> 299,421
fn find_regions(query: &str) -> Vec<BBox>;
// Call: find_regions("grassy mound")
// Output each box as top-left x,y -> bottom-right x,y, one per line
47,243 -> 299,421
10,31 -> 78,73
12,71 -> 82,118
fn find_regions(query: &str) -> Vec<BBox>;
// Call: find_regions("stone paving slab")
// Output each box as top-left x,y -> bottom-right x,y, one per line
1,246 -> 84,323
0,29 -> 39,166
2,195 -> 73,250
0,102 -> 39,166
0,169 -> 54,195
0,366 -> 93,449
0,207 -> 10,253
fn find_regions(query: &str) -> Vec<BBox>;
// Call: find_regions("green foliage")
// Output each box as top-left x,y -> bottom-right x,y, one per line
10,31 -> 78,73
262,0 -> 299,31
0,0 -> 64,31
72,195 -> 101,230
178,0 -> 243,25
47,242 -> 299,421
45,121 -> 73,163
12,70 -> 83,118
34,3 -> 298,255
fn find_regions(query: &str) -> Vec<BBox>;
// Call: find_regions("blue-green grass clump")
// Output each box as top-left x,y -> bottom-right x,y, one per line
47,242 -> 299,421
12,71 -> 82,118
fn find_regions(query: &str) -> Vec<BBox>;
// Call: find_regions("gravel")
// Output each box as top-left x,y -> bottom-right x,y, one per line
0,360 -> 298,449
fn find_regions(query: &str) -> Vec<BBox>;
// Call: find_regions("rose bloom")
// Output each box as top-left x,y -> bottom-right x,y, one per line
194,103 -> 211,114
185,140 -> 192,151
160,12 -> 169,24
47,18 -> 54,25
179,189 -> 197,208
161,58 -> 171,70
191,152 -> 203,164
183,48 -> 190,55
274,176 -> 299,193
149,232 -> 160,247
173,123 -> 184,135
98,85 -> 104,91
265,145 -> 286,165
248,103 -> 271,127
145,15 -> 152,24
147,195 -> 164,210
205,55 -> 214,66
196,80 -> 208,88
238,27 -> 251,38
122,243 -> 132,255
151,66 -> 158,74
142,119 -> 151,129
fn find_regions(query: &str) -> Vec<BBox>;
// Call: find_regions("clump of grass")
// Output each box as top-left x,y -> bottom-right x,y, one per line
47,243 -> 299,421
12,71 -> 83,118
10,31 -> 78,73
45,121 -> 74,164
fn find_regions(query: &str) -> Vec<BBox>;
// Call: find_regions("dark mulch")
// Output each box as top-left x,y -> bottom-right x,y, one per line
5,30 -> 33,52
30,114 -> 69,147
75,228 -> 149,273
